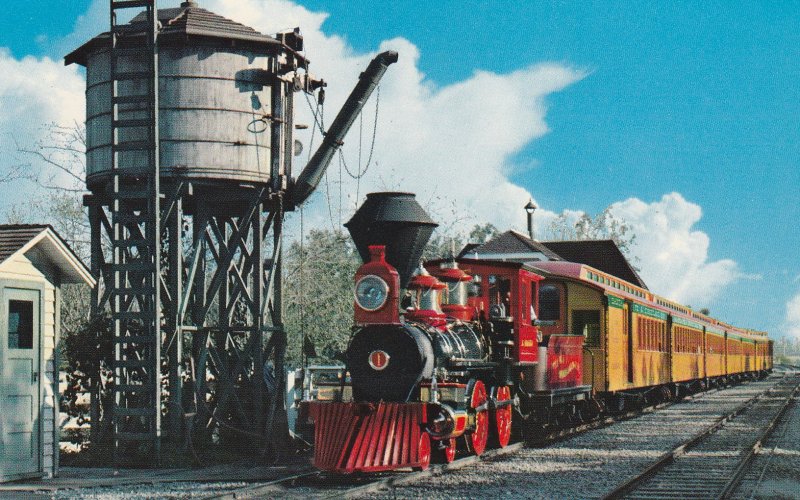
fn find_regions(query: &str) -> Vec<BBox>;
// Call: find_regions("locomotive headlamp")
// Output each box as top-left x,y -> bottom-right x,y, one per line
355,275 -> 390,311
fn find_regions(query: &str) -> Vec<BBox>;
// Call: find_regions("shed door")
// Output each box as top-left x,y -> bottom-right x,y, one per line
1,288 -> 41,478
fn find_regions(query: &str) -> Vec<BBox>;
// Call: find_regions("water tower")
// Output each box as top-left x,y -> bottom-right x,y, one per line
66,0 -> 396,463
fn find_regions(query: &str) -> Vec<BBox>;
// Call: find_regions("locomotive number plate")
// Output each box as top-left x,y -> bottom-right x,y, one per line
368,350 -> 390,370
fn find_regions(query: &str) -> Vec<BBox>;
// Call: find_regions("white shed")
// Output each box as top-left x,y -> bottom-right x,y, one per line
0,225 -> 94,482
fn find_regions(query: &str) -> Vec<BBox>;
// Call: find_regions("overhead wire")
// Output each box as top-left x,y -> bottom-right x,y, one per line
296,37 -> 315,406
302,81 -> 381,227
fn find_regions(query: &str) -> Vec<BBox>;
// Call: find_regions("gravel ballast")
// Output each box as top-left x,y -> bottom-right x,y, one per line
6,376 -> 795,499
364,377 -> 787,500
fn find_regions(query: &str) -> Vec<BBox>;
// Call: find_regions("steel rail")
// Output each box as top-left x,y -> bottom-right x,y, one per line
740,384 -> 798,500
200,378 -> 753,499
325,442 -> 525,500
528,383 -> 725,448
600,375 -> 800,500
335,384 -> 730,499
325,392 -> 714,499
717,381 -> 800,499
201,469 -> 320,500
200,444 -> 524,500
316,394 -> 706,499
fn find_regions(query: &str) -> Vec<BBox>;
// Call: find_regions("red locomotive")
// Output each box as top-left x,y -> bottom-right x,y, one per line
302,192 -> 591,472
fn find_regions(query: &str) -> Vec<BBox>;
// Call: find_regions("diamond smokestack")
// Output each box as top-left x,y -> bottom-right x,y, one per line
345,192 -> 438,288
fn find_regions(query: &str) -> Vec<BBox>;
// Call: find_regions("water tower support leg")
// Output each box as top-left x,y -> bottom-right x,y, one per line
88,202 -> 103,450
167,190 -> 184,444
253,205 -> 265,435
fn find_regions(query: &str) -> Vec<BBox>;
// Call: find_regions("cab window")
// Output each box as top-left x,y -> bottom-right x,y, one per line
539,284 -> 561,321
488,275 -> 511,317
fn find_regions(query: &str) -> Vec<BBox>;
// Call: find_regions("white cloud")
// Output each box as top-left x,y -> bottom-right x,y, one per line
0,49 -> 84,138
609,192 -> 754,305
8,0 -> 752,312
786,293 -> 800,339
226,0 -> 750,307
34,0 -> 585,234
202,0 -> 586,233
0,49 -> 86,210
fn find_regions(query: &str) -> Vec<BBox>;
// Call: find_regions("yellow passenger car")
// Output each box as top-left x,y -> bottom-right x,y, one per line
532,260 -> 772,405
726,334 -> 744,376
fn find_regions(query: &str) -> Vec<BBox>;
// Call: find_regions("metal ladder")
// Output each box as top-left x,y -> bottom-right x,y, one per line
109,0 -> 161,463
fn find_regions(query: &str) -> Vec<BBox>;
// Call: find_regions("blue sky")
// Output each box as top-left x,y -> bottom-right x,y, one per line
1,1 -> 799,339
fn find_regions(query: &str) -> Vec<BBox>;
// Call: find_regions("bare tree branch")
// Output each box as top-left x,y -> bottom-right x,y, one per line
546,205 -> 640,269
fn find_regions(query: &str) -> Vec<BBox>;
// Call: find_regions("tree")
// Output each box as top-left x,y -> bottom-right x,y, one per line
546,206 -> 639,267
282,229 -> 361,367
5,123 -> 97,450
469,222 -> 500,244
9,124 -> 93,340
423,231 -> 464,262
423,222 -> 500,261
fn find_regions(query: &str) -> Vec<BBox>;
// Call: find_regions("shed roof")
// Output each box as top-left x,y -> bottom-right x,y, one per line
0,225 -> 48,264
459,232 -> 646,289
65,4 -> 286,66
0,225 -> 94,286
540,239 -> 648,289
459,230 -> 562,261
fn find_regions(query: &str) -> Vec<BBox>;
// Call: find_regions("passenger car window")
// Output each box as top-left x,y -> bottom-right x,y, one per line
573,310 -> 601,347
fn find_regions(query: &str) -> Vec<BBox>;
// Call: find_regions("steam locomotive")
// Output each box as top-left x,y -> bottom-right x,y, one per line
301,191 -> 772,473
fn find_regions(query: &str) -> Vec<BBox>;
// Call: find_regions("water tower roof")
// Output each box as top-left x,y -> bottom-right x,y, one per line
65,4 -> 293,66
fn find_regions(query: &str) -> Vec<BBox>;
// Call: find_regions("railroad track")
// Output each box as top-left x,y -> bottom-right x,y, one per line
730,376 -> 800,500
202,407 -> 674,500
203,383 -> 733,499
601,374 -> 800,500
201,443 -> 523,499
528,388 -> 717,448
